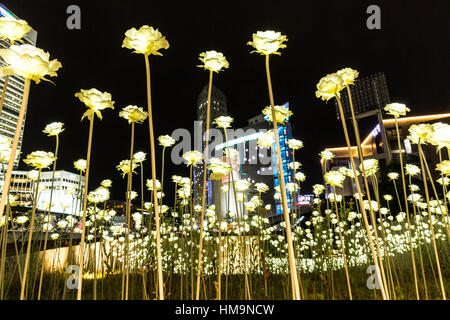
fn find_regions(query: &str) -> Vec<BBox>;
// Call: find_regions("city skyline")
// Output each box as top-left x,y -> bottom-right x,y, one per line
1,0 -> 448,203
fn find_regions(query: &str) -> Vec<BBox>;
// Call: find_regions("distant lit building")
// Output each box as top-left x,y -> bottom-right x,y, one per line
0,169 -> 85,214
213,102 -> 296,217
0,4 -> 38,167
323,112 -> 450,196
193,84 -> 228,207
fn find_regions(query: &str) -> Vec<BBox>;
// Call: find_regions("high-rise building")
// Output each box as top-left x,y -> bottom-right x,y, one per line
0,4 -> 38,167
213,102 -> 296,217
193,84 -> 228,207
197,84 -> 227,132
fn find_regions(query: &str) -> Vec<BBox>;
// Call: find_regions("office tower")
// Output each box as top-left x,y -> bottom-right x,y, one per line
193,84 -> 228,207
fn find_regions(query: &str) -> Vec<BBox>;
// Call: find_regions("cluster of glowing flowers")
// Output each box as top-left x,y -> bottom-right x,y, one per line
384,103 -> 410,118
320,149 -> 334,162
313,184 -> 325,196
182,150 -> 203,167
257,130 -> 275,148
295,171 -> 306,182
336,68 -> 359,86
324,170 -> 345,187
247,30 -> 287,55
287,139 -> 303,150
133,151 -> 146,163
405,164 -> 421,176
427,122 -> 450,150
245,196 -> 263,212
74,159 -> 87,172
0,44 -> 62,83
101,179 -> 112,188
384,194 -> 393,202
119,105 -> 148,124
158,134 -> 176,147
75,88 -> 115,120
262,105 -> 293,124
388,172 -> 399,180
23,151 -> 56,169
315,73 -> 344,101
235,179 -> 251,192
197,50 -> 229,73
255,182 -> 269,193
208,158 -> 232,180
43,122 -> 64,136
0,16 -> 31,43
87,186 -> 110,203
122,26 -> 169,56
146,178 -> 161,191
436,160 -> 450,176
116,159 -> 139,177
359,159 -> 378,176
213,116 -> 233,129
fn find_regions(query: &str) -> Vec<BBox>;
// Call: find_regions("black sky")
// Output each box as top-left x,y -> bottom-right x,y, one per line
2,0 -> 449,203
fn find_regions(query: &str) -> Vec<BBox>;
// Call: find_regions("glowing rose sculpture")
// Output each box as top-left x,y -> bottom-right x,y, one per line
23,151 -> 56,169
262,105 -> 293,124
198,51 -> 229,73
43,122 -> 64,136
324,170 -> 346,187
75,88 -> 115,121
320,149 -> 335,162
158,135 -> 175,147
407,123 -> 434,144
119,105 -> 148,124
213,116 -> 233,129
359,159 -> 379,177
384,103 -> 411,118
257,130 -> 275,148
182,150 -> 203,167
315,73 -> 345,101
336,68 -> 359,86
0,16 -> 31,43
122,26 -> 169,56
436,161 -> 450,176
208,158 -> 232,180
288,139 -> 303,150
74,159 -> 87,172
122,26 -> 169,300
133,151 -> 147,163
0,44 -> 61,83
116,159 -> 139,177
247,30 -> 288,55
428,122 -> 450,150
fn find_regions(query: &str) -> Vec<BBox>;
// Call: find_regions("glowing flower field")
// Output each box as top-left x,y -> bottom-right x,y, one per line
0,15 -> 449,302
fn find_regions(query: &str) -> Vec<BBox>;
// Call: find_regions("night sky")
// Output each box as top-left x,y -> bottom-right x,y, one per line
2,0 -> 449,203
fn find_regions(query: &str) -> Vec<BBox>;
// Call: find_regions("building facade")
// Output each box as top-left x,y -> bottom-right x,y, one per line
193,84 -> 228,207
0,4 -> 38,167
0,169 -> 85,214
323,112 -> 450,196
